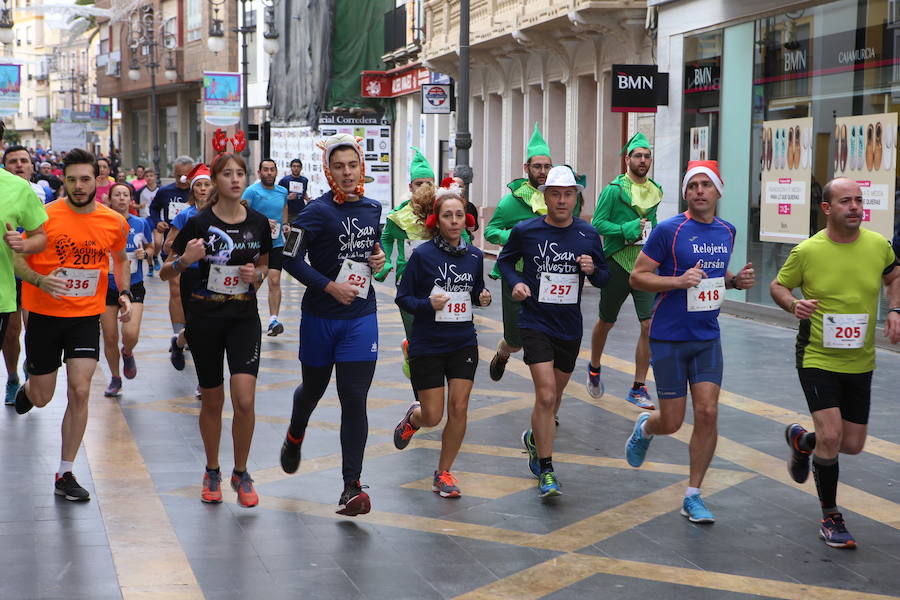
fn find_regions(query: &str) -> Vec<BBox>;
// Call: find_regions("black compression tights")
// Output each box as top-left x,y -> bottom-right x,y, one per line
288,361 -> 376,484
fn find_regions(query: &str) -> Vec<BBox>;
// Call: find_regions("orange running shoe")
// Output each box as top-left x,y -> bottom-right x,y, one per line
432,470 -> 461,498
231,470 -> 259,508
201,469 -> 223,504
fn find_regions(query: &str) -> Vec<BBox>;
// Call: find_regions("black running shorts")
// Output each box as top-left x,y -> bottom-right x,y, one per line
25,313 -> 101,375
520,328 -> 581,374
409,345 -> 478,391
797,367 -> 872,425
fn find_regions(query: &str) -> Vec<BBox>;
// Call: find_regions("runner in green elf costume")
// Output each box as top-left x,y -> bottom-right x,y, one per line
485,124 -> 582,383
587,132 -> 662,410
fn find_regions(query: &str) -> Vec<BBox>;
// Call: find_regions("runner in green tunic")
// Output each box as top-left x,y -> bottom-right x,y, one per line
587,133 -> 662,410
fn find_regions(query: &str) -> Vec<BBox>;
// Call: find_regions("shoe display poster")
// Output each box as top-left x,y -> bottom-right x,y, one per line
833,113 -> 897,240
759,117 -> 814,244
689,126 -> 709,161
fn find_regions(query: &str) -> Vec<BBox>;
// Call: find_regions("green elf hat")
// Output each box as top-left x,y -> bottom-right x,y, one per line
622,132 -> 652,156
526,123 -> 552,161
409,147 -> 435,182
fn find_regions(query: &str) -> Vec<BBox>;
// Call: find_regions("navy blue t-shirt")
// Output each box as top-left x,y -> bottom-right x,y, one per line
497,216 -> 609,340
395,239 -> 486,357
278,175 -> 309,215
284,191 -> 381,319
150,182 -> 190,226
641,212 -> 736,341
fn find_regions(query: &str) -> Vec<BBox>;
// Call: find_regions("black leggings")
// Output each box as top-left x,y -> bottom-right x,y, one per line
289,360 -> 376,484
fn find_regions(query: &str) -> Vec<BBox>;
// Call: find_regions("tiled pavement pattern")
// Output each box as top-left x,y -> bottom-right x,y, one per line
4,266 -> 900,599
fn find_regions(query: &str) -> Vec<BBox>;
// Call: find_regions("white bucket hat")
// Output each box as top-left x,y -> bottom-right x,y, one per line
538,165 -> 584,192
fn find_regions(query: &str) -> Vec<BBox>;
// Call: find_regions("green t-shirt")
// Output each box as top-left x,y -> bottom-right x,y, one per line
0,170 -> 48,312
776,228 -> 896,373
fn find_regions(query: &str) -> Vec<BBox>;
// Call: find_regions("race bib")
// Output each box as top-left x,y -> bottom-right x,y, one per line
431,286 -> 472,322
126,251 -> 138,274
822,313 -> 868,349
168,201 -> 189,221
58,268 -> 100,297
337,259 -> 372,298
404,239 -> 428,255
538,273 -> 578,304
634,221 -> 652,246
289,181 -> 303,193
687,277 -> 725,312
207,265 -> 250,295
268,219 -> 279,239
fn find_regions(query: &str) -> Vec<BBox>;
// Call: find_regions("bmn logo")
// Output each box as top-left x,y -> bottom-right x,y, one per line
617,73 -> 653,90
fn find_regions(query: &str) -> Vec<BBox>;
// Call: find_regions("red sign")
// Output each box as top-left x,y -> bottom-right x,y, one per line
778,204 -> 792,215
361,66 -> 430,98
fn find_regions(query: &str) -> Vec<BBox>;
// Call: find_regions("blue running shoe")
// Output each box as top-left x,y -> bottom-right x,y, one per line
537,471 -> 562,497
4,380 -> 19,405
522,430 -> 540,478
267,319 -> 284,337
681,493 -> 715,523
819,512 -> 856,549
626,385 -> 656,410
586,365 -> 604,398
625,412 -> 652,467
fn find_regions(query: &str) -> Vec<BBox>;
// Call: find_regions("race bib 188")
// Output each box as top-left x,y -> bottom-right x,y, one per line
431,286 -> 472,322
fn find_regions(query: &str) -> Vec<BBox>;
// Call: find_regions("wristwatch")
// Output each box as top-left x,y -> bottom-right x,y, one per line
730,275 -> 741,290
890,308 -> 900,315
119,289 -> 134,302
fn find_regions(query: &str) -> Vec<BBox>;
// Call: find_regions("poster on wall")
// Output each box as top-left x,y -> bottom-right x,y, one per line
759,117 -> 814,244
689,126 -> 709,161
833,113 -> 897,240
50,122 -> 87,152
269,112 -> 393,223
0,64 -> 21,117
202,72 -> 241,126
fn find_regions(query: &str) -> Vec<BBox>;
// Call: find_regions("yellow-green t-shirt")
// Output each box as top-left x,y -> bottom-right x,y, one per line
0,169 -> 48,312
776,228 -> 896,373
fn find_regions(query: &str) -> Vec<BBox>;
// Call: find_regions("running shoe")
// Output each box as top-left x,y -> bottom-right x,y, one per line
231,471 -> 259,508
681,493 -> 715,523
201,469 -> 223,504
538,471 -> 562,497
401,339 -> 411,379
267,319 -> 284,337
586,365 -> 604,398
122,348 -> 137,380
14,385 -> 32,415
54,472 -> 90,501
153,256 -> 161,270
522,429 -> 540,478
625,412 -> 652,468
147,264 -> 154,278
280,431 -> 304,474
169,335 -> 185,371
819,512 -> 856,549
489,350 -> 508,381
393,402 -> 420,450
4,380 -> 19,406
104,377 -> 122,398
554,415 -> 559,428
432,470 -> 461,498
627,385 -> 656,410
195,385 -> 201,399
785,423 -> 811,484
336,481 -> 371,516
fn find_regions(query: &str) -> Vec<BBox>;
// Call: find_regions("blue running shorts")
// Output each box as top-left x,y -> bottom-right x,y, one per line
299,312 -> 379,367
649,338 -> 723,399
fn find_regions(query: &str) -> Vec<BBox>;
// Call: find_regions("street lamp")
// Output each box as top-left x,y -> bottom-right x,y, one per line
126,5 -> 178,177
207,0 -> 279,165
0,0 -> 13,46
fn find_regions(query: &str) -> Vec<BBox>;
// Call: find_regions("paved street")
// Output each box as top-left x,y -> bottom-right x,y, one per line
4,267 -> 900,599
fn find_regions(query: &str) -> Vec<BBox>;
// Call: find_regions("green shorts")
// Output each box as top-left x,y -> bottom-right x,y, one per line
501,278 -> 523,349
598,258 -> 655,323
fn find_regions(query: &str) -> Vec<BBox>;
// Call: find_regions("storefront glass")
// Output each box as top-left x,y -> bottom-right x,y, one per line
746,0 -> 900,313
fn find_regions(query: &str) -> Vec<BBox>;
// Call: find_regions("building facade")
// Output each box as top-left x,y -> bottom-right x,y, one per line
420,0 -> 654,249
652,0 -> 900,317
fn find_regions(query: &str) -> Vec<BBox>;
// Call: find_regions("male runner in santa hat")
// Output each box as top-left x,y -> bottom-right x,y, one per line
624,160 -> 756,523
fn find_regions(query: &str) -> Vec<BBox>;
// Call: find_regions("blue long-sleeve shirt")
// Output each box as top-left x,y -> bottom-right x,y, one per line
497,215 -> 609,340
395,239 -> 486,357
283,191 -> 382,319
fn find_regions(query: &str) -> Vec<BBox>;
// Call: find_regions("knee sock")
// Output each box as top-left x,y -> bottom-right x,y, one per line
335,361 -> 376,484
812,454 -> 839,515
288,363 -> 334,440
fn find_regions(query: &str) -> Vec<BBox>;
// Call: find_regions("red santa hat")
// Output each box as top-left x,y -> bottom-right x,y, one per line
188,163 -> 211,188
681,160 -> 723,198
439,176 -> 456,188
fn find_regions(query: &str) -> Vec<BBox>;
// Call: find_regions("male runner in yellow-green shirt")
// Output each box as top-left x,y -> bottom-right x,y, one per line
771,177 -> 900,550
